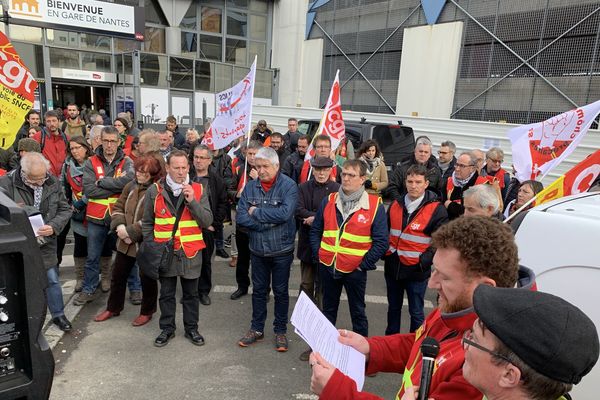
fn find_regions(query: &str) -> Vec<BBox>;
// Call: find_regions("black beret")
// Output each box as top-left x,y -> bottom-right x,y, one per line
473,285 -> 599,384
310,157 -> 334,168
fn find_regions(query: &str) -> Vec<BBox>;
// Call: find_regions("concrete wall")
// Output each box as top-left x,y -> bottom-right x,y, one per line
271,0 -> 322,108
396,21 -> 464,119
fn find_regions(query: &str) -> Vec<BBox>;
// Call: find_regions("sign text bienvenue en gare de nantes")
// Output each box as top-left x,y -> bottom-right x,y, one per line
8,0 -> 144,40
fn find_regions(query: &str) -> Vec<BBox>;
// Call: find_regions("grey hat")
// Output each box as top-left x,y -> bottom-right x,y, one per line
473,285 -> 599,384
311,156 -> 334,168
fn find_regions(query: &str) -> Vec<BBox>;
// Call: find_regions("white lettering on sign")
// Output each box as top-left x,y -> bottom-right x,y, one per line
0,51 -> 36,95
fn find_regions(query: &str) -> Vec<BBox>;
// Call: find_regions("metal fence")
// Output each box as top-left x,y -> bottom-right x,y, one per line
310,0 -> 600,124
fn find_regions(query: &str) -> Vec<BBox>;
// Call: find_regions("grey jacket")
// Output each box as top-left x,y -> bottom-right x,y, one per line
82,147 -> 134,226
141,180 -> 213,279
0,168 -> 71,269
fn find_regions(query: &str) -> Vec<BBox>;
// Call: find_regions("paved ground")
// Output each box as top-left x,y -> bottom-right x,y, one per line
45,232 -> 437,400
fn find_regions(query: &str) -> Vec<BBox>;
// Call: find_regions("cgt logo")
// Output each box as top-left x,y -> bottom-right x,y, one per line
10,0 -> 41,17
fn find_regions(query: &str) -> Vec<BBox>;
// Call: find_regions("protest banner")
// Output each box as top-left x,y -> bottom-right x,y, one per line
508,99 -> 600,182
0,32 -> 38,149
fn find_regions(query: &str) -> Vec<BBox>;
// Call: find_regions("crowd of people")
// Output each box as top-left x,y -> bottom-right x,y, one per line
1,106 -> 597,399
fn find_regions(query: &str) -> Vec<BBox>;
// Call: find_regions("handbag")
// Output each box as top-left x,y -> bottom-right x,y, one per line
137,194 -> 185,280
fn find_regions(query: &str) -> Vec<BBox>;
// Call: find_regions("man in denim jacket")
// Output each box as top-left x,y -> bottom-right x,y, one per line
236,147 -> 298,352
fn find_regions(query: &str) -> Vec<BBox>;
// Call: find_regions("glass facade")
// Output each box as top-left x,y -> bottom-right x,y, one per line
311,0 -> 600,124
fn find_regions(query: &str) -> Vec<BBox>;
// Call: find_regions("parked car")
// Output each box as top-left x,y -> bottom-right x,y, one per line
511,191 -> 600,399
297,118 -> 415,171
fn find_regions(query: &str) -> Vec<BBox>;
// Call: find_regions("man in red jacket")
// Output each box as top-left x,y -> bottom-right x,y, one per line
32,110 -> 69,177
309,216 -> 535,400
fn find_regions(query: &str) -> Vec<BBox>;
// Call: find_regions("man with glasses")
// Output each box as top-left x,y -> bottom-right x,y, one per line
309,216 -> 535,400
0,153 -> 73,331
437,140 -> 457,193
310,159 -> 388,341
75,126 -> 134,305
481,147 -> 511,200
250,119 -> 273,145
456,286 -> 598,400
443,152 -> 491,220
299,135 -> 342,183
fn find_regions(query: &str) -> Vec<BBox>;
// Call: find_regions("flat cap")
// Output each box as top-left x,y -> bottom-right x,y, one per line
18,138 -> 41,153
474,285 -> 599,384
310,157 -> 334,168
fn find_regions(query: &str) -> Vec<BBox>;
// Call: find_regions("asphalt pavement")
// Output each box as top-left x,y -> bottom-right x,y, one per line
46,229 -> 437,400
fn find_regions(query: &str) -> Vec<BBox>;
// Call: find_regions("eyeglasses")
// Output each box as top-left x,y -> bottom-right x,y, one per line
438,150 -> 450,155
315,145 -> 331,150
25,174 -> 48,185
70,145 -> 84,151
341,172 -> 360,179
102,139 -> 119,145
462,330 -> 513,364
455,163 -> 475,169
487,158 -> 503,164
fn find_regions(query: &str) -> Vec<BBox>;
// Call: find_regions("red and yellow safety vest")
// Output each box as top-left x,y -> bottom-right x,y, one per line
318,192 -> 380,273
386,200 -> 438,265
153,182 -> 206,258
65,165 -> 83,201
86,156 -> 126,222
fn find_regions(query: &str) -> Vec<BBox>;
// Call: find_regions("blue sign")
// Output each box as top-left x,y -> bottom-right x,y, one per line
421,0 -> 447,25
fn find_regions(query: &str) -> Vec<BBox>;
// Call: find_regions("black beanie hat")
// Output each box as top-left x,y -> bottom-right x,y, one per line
473,285 -> 599,384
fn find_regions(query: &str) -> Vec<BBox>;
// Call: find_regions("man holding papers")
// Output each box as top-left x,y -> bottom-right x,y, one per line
309,216 -> 535,400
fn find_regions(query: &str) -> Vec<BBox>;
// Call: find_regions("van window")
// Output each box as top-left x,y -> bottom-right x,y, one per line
373,125 -> 393,149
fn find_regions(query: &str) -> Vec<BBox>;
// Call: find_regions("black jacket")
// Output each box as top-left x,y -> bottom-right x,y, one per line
439,156 -> 457,193
192,167 -> 228,228
388,155 -> 442,201
384,190 -> 448,281
296,179 -> 340,263
281,151 -> 305,183
443,171 -> 483,220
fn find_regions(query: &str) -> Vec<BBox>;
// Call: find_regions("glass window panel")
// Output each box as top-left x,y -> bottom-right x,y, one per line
49,48 -> 79,69
250,0 -> 268,13
181,32 -> 197,57
227,11 -> 247,37
170,57 -> 194,90
249,14 -> 267,41
227,0 -> 248,7
249,41 -> 266,68
225,38 -> 247,65
255,68 -> 272,98
199,35 -> 222,61
116,54 -> 134,75
12,42 -> 44,78
144,0 -> 168,25
181,2 -> 197,30
140,53 -> 168,87
215,63 -> 233,92
144,27 -> 166,53
195,61 -> 214,92
9,25 -> 42,43
205,0 -> 224,5
79,33 -> 111,52
47,29 -> 78,47
81,52 -> 112,73
201,7 -> 222,33
115,38 -> 141,52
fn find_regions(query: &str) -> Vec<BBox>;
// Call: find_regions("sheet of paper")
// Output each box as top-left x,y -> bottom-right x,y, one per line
28,214 -> 44,237
291,291 -> 365,391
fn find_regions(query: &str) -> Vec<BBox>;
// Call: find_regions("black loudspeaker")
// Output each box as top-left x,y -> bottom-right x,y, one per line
0,191 -> 54,399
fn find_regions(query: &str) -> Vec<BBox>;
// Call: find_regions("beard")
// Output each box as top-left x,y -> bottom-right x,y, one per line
439,291 -> 472,314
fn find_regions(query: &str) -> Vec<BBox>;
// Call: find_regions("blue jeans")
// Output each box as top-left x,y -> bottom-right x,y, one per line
82,222 -> 114,294
320,266 -> 368,337
385,277 -> 428,335
127,263 -> 142,292
250,253 -> 293,334
46,267 -> 65,318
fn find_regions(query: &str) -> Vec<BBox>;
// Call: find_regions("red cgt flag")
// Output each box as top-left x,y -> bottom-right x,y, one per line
535,149 -> 600,205
299,70 -> 345,183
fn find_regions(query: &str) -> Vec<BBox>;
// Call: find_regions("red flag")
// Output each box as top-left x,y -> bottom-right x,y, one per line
201,125 -> 215,150
535,149 -> 600,205
299,70 -> 344,183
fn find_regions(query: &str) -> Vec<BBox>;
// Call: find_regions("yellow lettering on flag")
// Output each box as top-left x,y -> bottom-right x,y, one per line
535,176 -> 565,206
0,32 -> 38,149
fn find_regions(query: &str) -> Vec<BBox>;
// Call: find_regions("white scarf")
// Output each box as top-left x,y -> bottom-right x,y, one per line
404,194 -> 424,215
166,173 -> 189,196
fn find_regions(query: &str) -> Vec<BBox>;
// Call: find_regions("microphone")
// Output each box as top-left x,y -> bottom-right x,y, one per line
417,337 -> 440,400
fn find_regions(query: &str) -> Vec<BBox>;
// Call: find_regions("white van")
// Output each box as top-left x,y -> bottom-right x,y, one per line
512,191 -> 600,399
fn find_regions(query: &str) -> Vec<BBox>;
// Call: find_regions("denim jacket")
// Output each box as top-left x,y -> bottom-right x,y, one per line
236,173 -> 298,257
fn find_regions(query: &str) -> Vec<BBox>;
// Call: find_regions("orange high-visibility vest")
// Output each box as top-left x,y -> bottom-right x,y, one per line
318,192 -> 380,273
86,156 -> 126,222
153,182 -> 206,258
65,165 -> 83,201
386,200 -> 438,265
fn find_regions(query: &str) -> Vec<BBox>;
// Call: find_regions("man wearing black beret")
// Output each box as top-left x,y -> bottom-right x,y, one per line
461,285 -> 599,400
